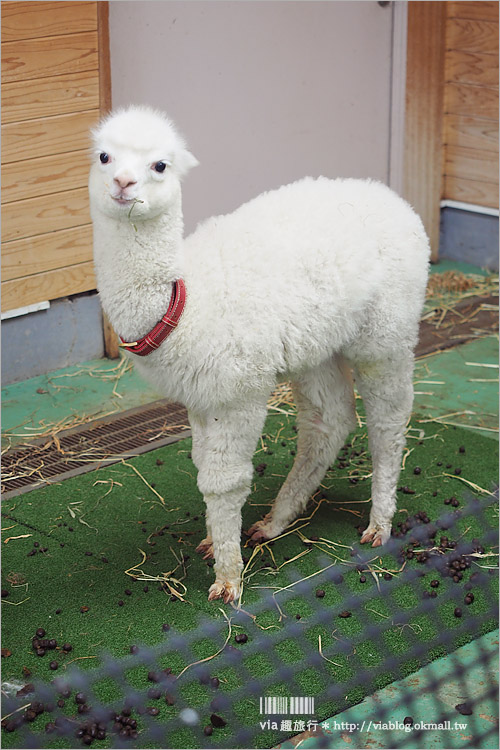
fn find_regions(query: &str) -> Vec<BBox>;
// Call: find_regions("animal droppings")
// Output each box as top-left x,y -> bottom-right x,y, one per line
210,713 -> 227,728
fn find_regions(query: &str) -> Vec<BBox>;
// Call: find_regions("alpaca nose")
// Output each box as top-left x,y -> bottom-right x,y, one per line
114,173 -> 137,190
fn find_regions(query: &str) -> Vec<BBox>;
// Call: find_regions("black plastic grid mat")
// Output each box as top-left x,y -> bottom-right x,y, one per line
1,491 -> 498,749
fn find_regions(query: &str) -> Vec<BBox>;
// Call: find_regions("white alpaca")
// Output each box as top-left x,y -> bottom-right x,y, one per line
89,106 -> 430,603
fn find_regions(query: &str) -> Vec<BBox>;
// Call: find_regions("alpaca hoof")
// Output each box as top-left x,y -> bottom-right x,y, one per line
360,529 -> 375,544
249,528 -> 272,544
246,515 -> 276,543
208,580 -> 240,604
195,538 -> 214,559
360,524 -> 390,547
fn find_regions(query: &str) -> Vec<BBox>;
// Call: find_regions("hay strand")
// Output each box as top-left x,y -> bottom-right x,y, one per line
176,608 -> 232,679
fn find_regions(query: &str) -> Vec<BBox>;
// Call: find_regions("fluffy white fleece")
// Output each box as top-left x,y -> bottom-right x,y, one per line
89,106 -> 430,603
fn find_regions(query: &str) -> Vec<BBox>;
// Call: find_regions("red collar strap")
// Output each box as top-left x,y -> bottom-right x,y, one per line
119,279 -> 186,356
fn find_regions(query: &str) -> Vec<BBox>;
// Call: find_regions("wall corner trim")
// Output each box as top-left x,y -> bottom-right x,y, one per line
403,1 -> 447,261
1,301 -> 50,321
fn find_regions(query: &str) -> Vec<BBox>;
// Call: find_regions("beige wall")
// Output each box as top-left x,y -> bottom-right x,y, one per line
109,1 -> 395,233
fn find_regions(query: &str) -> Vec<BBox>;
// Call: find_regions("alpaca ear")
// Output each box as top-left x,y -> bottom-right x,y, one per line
174,148 -> 199,178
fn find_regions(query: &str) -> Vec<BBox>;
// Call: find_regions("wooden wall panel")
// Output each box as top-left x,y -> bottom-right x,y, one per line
442,2 -> 499,209
444,114 -> 498,152
1,2 -> 97,42
2,150 -> 90,204
1,71 -> 99,124
444,175 -> 498,208
446,49 -> 499,87
1,262 -> 96,313
447,2 -> 499,23
2,226 -> 93,282
404,1 -> 498,261
2,31 -> 98,83
1,1 -> 107,313
2,188 -> 90,243
447,17 -> 498,55
444,144 -> 499,184
445,82 -> 498,119
2,110 -> 99,163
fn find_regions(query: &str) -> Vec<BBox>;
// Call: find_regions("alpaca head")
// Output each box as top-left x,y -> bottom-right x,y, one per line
89,106 -> 198,222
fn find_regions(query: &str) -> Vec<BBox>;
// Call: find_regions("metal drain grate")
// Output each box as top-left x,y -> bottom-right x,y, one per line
1,400 -> 190,500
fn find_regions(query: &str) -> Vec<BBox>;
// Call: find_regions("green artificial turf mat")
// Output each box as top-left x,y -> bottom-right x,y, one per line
1,411 -> 498,748
413,336 -> 498,438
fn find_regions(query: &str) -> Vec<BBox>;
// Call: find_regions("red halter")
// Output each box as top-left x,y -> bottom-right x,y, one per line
119,279 -> 186,356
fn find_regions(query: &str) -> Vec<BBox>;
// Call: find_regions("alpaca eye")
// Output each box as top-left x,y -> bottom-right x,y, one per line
153,161 -> 167,173
99,152 -> 110,164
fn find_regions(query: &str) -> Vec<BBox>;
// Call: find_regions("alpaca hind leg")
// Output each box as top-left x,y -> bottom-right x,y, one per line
247,357 -> 356,542
195,400 -> 268,602
354,354 -> 414,547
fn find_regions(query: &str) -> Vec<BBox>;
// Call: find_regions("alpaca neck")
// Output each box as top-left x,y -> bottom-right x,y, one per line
93,197 -> 185,340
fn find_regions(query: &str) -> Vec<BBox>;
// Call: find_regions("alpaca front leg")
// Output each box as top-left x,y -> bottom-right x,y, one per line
188,411 -> 214,559
195,402 -> 268,603
195,533 -> 214,560
204,488 -> 248,603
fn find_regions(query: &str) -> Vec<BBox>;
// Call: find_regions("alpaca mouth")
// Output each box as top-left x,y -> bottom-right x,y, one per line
112,196 -> 135,205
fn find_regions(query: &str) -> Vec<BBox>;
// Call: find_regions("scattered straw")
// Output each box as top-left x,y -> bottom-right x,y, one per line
427,271 -> 476,296
264,561 -> 340,595
267,382 -> 296,413
63,656 -> 98,668
3,408 -> 120,444
65,501 -> 98,533
5,573 -> 26,586
465,362 -> 498,369
417,410 -> 477,424
426,270 -> 498,300
176,608 -> 232,679
93,479 -> 123,497
3,534 -> 32,544
402,447 -> 414,470
318,635 -> 343,668
421,272 -> 498,343
127,198 -> 145,232
288,496 -> 331,526
441,473 -> 491,495
365,607 -> 390,619
124,548 -> 188,601
438,423 -> 498,433
229,603 -> 280,630
120,459 -> 166,505
1,704 -> 32,722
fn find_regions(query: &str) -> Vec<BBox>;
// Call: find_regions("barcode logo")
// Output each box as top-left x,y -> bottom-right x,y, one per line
259,696 -> 315,715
